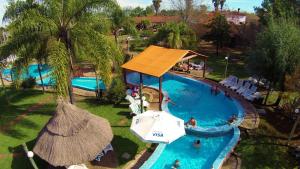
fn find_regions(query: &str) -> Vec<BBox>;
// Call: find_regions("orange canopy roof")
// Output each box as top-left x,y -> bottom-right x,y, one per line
122,45 -> 207,77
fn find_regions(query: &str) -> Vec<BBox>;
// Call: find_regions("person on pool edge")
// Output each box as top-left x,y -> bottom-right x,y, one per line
185,117 -> 197,128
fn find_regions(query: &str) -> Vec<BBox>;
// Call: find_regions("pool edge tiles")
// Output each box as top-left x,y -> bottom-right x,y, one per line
212,127 -> 241,169
140,144 -> 167,169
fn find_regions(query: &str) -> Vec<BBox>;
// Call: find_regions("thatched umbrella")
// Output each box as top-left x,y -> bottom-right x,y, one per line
33,100 -> 113,167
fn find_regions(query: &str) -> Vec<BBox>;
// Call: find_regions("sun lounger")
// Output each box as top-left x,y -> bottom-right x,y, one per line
224,77 -> 238,88
130,103 -> 143,115
67,164 -> 88,169
241,85 -> 257,98
190,62 -> 204,70
236,82 -> 251,94
220,75 -> 235,85
103,144 -> 113,154
94,151 -> 104,162
245,92 -> 261,101
126,95 -> 150,108
230,80 -> 244,91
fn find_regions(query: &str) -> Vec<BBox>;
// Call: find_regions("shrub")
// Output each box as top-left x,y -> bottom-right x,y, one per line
140,30 -> 154,37
106,77 -> 126,104
21,77 -> 36,89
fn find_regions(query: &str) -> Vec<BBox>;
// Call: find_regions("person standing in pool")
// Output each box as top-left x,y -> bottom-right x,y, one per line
211,85 -> 220,95
193,139 -> 201,148
172,159 -> 180,169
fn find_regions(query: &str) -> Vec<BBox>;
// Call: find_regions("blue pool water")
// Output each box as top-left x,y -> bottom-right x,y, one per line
127,72 -> 243,128
2,65 -> 106,91
127,72 -> 243,169
2,64 -> 51,81
151,133 -> 232,169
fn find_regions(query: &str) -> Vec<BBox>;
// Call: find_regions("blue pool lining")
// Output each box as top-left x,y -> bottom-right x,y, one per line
212,127 -> 240,169
128,72 -> 244,169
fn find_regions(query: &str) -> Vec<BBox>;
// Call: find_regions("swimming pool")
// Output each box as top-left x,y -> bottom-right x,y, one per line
2,64 -> 51,81
126,72 -> 244,169
2,65 -> 106,91
126,72 -> 244,129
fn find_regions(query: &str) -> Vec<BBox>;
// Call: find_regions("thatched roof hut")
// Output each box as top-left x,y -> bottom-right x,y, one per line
33,100 -> 113,167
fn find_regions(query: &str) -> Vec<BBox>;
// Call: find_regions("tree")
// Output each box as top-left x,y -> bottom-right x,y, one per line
153,0 -> 162,15
247,19 -> 300,105
212,0 -> 226,11
255,0 -> 299,25
150,22 -> 197,49
170,0 -> 197,23
145,5 -> 155,16
111,8 -> 137,44
206,13 -> 230,56
0,0 -> 123,103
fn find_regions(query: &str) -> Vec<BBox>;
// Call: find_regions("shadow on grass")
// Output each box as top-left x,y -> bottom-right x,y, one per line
11,139 -> 48,169
117,111 -> 132,119
111,135 -> 139,166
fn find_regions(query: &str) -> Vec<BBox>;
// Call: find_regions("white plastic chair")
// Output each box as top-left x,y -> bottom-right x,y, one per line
103,144 -> 113,154
130,103 -> 143,115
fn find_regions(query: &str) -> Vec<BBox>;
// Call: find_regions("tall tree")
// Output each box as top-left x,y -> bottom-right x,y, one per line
212,0 -> 226,11
206,13 -> 230,56
1,0 -> 123,103
150,22 -> 197,49
247,19 -> 300,105
111,8 -> 137,44
255,0 -> 299,25
153,0 -> 162,15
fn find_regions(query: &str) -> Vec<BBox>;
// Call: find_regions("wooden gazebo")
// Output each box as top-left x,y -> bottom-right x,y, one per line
122,45 -> 208,111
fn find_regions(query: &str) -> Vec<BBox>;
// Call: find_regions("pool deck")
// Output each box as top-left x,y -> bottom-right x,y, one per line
169,71 -> 260,130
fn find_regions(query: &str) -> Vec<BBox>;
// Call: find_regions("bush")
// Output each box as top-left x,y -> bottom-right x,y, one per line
140,30 -> 154,37
106,77 -> 126,104
21,77 -> 36,89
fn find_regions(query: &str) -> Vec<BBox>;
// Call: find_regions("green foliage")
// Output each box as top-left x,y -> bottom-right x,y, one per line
150,22 -> 197,49
255,0 -> 299,25
212,0 -> 226,11
247,19 -> 300,91
128,6 -> 153,17
47,38 -> 70,97
140,30 -> 154,37
106,76 -> 126,104
141,19 -> 151,29
206,13 -> 230,54
1,0 -> 123,100
21,77 -> 36,89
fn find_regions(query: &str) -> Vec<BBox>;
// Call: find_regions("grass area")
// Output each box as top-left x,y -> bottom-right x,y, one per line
0,89 -> 147,169
0,89 -> 55,169
76,99 -> 148,167
236,118 -> 299,169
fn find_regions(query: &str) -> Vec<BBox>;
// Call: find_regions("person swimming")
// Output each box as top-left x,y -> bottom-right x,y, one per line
228,115 -> 237,124
211,85 -> 220,95
185,117 -> 197,128
166,97 -> 176,105
193,139 -> 201,148
172,159 -> 180,169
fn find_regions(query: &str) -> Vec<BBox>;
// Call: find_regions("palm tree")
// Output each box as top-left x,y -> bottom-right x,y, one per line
0,0 -> 123,103
153,0 -> 162,15
212,0 -> 226,11
111,8 -> 137,44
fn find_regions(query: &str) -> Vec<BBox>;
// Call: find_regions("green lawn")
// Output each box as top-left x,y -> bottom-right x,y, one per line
0,89 -> 147,169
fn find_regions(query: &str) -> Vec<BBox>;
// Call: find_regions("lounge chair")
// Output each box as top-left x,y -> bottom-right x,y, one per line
94,152 -> 104,162
241,85 -> 257,97
190,62 -> 204,70
129,103 -> 143,115
224,77 -> 238,88
220,75 -> 235,85
236,82 -> 251,94
67,164 -> 88,169
103,144 -> 114,154
125,95 -> 150,108
230,80 -> 244,91
245,92 -> 261,101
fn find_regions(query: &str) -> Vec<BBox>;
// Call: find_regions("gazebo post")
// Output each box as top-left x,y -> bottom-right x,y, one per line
187,59 -> 190,73
139,73 -> 143,113
203,59 -> 206,78
159,76 -> 162,111
123,69 -> 127,84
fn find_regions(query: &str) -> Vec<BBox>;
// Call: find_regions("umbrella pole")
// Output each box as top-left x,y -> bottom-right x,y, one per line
140,73 -> 143,113
159,76 -> 162,111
